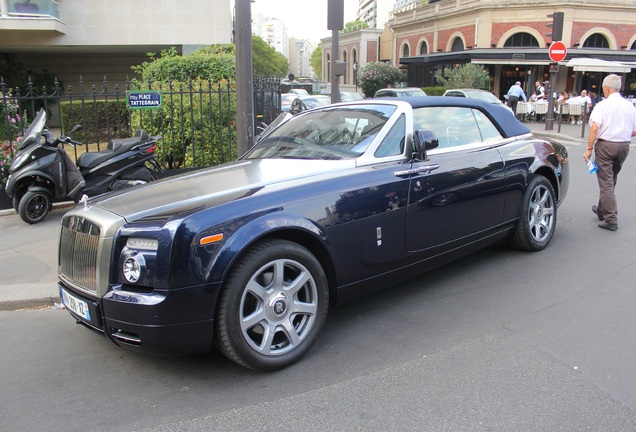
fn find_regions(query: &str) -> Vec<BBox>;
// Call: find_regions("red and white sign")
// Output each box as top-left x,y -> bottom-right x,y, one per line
549,41 -> 567,63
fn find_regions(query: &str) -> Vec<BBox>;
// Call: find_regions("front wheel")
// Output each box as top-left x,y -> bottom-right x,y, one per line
215,239 -> 329,371
509,176 -> 556,251
18,189 -> 51,224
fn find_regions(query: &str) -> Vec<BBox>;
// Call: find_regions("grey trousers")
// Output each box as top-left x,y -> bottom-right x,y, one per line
595,139 -> 630,224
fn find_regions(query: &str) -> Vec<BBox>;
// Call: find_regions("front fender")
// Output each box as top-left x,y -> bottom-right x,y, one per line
198,211 -> 329,285
5,169 -> 56,198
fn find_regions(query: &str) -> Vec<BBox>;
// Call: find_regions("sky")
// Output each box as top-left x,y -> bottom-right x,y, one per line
250,0 -> 360,44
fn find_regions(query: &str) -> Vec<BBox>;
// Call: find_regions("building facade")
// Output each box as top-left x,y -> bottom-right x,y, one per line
392,0 -> 636,98
289,38 -> 316,79
251,14 -> 289,59
0,0 -> 232,88
323,0 -> 636,99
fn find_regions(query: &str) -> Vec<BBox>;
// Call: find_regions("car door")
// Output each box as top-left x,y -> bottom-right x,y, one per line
404,106 -> 506,253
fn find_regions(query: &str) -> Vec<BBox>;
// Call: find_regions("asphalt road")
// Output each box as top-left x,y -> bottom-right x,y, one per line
1,140 -> 636,431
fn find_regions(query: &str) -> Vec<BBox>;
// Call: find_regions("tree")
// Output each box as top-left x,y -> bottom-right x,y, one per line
435,63 -> 492,90
357,62 -> 405,98
342,20 -> 368,33
310,43 -> 322,78
251,35 -> 289,77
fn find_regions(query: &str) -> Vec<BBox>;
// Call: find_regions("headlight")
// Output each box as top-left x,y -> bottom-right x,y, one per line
123,253 -> 145,283
119,237 -> 158,287
10,152 -> 31,171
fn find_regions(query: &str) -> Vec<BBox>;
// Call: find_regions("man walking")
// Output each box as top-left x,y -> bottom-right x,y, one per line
506,81 -> 526,115
584,74 -> 636,231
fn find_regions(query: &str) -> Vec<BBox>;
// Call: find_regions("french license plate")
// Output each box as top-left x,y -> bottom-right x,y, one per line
61,288 -> 91,321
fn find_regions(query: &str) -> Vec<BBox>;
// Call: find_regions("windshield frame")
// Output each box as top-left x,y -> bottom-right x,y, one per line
243,102 -> 410,164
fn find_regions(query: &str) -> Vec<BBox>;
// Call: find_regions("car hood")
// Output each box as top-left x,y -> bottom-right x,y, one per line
89,158 -> 356,221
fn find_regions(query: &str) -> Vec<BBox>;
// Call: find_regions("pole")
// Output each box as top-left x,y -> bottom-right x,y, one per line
236,0 -> 254,156
545,74 -> 556,130
330,28 -> 340,103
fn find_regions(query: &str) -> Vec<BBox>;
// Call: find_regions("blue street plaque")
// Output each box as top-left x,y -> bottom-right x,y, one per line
127,90 -> 162,110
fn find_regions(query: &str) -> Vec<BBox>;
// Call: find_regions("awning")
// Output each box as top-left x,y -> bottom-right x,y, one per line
565,57 -> 631,73
471,59 -> 551,66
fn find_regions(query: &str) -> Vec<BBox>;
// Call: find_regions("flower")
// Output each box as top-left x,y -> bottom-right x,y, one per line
1,91 -> 26,190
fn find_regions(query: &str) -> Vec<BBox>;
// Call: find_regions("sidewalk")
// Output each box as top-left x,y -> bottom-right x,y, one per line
0,122 -> 592,311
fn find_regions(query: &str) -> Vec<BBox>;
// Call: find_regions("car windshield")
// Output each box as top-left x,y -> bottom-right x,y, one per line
245,104 -> 397,160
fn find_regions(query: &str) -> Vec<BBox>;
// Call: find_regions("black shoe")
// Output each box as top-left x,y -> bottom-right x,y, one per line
592,205 -> 604,221
598,222 -> 618,231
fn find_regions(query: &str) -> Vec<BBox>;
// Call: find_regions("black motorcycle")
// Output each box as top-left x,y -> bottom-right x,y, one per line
5,108 -> 163,224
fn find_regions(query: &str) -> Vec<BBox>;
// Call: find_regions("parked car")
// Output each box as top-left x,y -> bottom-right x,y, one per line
289,88 -> 310,96
280,92 -> 298,111
283,94 -> 332,113
57,97 -> 569,371
340,91 -> 364,102
443,88 -> 510,109
374,87 -> 427,98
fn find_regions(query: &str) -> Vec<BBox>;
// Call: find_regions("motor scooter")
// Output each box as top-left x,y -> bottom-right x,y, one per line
5,108 -> 163,224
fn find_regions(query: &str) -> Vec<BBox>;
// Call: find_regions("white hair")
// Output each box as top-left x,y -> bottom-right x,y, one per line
602,74 -> 622,92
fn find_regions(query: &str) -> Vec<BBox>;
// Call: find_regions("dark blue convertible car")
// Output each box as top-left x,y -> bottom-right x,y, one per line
58,97 -> 569,370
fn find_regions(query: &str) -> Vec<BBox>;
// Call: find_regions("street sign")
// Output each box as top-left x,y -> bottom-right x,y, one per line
549,41 -> 567,62
127,90 -> 162,110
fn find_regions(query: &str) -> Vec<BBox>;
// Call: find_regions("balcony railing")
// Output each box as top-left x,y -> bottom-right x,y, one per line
5,0 -> 59,18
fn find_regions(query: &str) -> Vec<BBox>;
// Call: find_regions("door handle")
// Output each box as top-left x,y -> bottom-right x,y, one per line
394,164 -> 439,177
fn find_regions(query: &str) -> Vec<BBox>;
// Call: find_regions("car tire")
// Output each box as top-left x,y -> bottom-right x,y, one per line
18,189 -> 51,224
215,239 -> 329,371
509,176 -> 556,251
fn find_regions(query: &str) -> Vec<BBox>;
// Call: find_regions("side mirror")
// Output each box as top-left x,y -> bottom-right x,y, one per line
414,129 -> 439,153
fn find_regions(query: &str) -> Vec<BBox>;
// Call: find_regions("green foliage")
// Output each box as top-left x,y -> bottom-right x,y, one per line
0,92 -> 27,189
422,86 -> 447,96
130,80 -> 237,169
132,47 -> 236,82
435,63 -> 492,90
252,36 -> 289,77
310,43 -> 323,78
357,62 -> 406,97
59,100 -> 130,145
342,20 -> 369,33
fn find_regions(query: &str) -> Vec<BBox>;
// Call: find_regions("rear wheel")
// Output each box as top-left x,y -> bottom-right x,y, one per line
509,176 -> 556,251
18,189 -> 51,224
215,239 -> 329,371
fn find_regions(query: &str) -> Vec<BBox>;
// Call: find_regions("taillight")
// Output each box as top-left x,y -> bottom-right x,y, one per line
146,145 -> 156,153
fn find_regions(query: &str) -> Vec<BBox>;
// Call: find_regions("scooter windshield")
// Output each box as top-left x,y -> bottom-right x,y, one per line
17,108 -> 47,150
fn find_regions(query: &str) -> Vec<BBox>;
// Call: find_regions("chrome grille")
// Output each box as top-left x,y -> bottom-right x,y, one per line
59,216 -> 101,295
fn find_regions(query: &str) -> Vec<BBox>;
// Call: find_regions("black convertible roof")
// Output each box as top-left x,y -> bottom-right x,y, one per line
399,96 -> 532,139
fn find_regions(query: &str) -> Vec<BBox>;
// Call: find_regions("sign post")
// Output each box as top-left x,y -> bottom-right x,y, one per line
545,42 -> 567,130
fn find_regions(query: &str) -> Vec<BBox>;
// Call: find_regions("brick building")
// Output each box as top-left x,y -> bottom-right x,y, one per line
324,0 -> 636,99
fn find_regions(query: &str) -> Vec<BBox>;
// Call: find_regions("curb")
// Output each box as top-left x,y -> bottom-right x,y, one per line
0,200 -> 75,217
0,296 -> 62,311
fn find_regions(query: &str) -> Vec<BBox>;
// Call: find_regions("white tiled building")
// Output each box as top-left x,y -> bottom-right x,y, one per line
251,14 -> 289,59
0,0 -> 232,87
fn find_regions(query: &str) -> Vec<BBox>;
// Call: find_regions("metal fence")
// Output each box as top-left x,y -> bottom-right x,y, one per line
1,75 -> 281,170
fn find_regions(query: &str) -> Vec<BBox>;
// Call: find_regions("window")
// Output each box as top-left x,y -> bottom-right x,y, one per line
451,38 -> 464,52
402,43 -> 410,58
412,107 -> 502,149
375,114 -> 406,157
583,34 -> 610,49
419,41 -> 428,55
504,32 -> 540,48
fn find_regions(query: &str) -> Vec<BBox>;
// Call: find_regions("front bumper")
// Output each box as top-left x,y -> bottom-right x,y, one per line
59,281 -> 222,356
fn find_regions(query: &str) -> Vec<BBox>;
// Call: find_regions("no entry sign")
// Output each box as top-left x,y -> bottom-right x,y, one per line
549,42 -> 567,62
